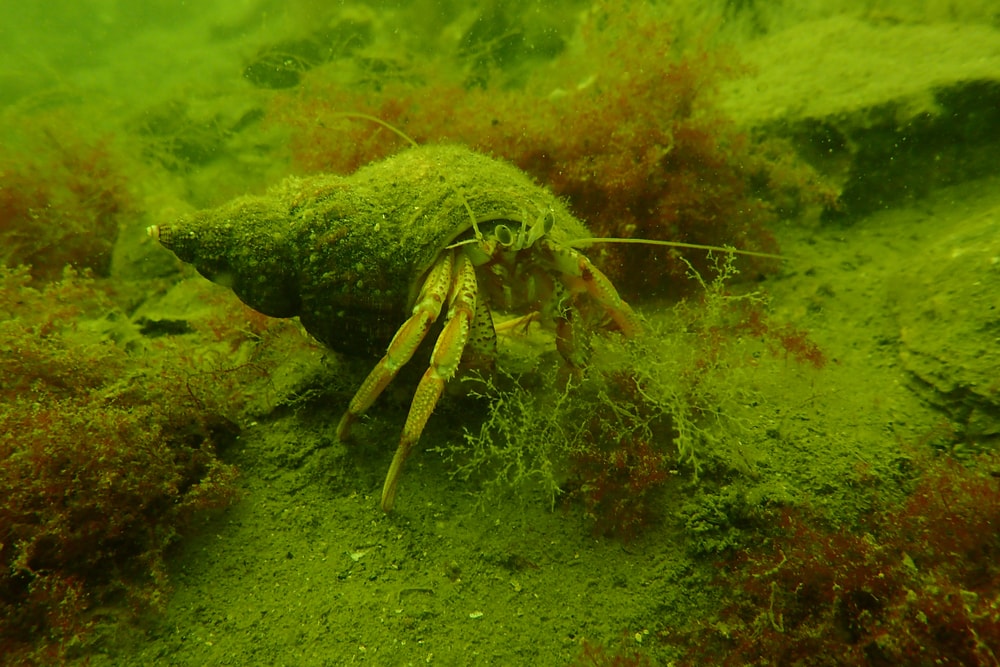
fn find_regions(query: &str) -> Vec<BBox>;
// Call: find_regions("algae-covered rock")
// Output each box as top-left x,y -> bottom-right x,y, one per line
720,16 -> 1000,218
893,200 -> 1000,442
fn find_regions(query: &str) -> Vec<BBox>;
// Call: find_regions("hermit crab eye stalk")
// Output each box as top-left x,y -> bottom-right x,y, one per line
491,209 -> 554,250
493,223 -> 515,246
527,209 -> 555,246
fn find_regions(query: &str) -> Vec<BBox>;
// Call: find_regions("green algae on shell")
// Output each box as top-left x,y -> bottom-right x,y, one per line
151,144 -> 592,356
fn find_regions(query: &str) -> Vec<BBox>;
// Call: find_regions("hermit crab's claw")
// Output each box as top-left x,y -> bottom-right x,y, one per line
148,197 -> 302,318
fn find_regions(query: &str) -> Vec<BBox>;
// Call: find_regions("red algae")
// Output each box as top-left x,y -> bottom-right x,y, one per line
0,114 -> 135,283
681,454 -> 1000,666
267,2 -> 832,300
0,267 -> 269,663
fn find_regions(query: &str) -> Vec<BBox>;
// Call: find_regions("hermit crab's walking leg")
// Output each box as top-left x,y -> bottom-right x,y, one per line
461,297 -> 498,373
381,251 -> 480,511
335,251 -> 455,442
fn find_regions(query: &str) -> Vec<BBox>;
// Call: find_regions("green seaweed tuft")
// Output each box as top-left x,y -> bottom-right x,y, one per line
436,254 -> 817,538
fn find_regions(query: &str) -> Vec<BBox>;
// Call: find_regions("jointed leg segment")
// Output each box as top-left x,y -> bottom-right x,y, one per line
335,252 -> 454,443
381,251 -> 478,510
335,249 -> 481,511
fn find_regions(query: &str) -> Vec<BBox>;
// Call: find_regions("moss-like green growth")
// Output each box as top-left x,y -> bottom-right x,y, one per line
438,254 -> 817,538
0,267 -> 289,663
152,144 -> 596,357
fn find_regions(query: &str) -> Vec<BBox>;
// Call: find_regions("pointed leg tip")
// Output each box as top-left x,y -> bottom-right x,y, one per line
380,479 -> 398,512
336,413 -> 353,442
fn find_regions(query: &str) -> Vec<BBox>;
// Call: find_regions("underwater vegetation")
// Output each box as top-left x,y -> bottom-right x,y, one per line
572,635 -> 653,666
265,1 -> 834,299
679,453 -> 1000,665
0,113 -> 134,283
0,267 -> 259,663
443,255 -> 824,540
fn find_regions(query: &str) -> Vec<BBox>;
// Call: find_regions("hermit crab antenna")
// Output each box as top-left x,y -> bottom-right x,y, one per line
335,112 -> 419,148
569,237 -> 785,261
458,191 -> 488,245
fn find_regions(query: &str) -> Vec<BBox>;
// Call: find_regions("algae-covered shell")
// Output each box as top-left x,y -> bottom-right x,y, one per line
154,145 -> 591,356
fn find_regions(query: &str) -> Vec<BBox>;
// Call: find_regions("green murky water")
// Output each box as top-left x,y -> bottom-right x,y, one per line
2,2 -> 999,665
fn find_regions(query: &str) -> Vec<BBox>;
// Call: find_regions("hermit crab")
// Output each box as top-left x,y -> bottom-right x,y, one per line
149,141 -> 644,511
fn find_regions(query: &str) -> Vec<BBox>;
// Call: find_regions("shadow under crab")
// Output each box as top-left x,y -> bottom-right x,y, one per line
150,144 -> 639,510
